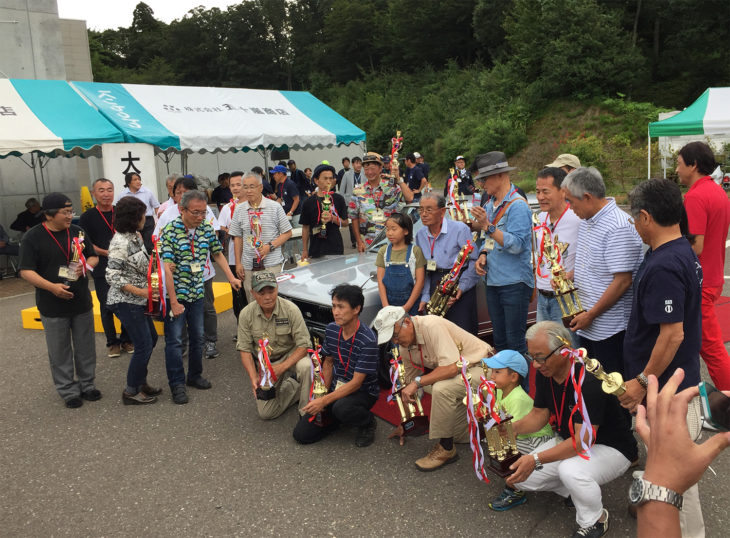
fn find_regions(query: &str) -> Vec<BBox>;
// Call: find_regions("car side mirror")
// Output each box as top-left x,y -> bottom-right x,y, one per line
370,271 -> 377,281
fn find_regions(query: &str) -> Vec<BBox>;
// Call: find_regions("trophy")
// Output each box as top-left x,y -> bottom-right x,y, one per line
248,209 -> 265,270
390,345 -> 429,436
62,231 -> 85,283
308,337 -> 331,426
533,214 -> 585,327
320,192 -> 332,238
558,338 -> 626,396
256,335 -> 277,400
145,239 -> 163,319
426,241 -> 474,316
390,130 -> 403,163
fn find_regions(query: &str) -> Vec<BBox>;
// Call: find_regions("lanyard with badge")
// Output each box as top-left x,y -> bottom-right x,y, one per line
426,233 -> 439,272
335,321 -> 360,389
184,225 -> 203,273
44,223 -> 72,279
484,187 -> 518,251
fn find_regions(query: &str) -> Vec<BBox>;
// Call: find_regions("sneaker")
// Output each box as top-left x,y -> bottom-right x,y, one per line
81,389 -> 102,401
186,377 -> 212,390
355,417 -> 377,447
108,344 -> 121,358
140,383 -> 163,396
573,509 -> 609,538
122,391 -> 157,405
415,442 -> 458,472
65,397 -> 83,408
171,385 -> 188,405
488,487 -> 527,511
204,342 -> 220,359
121,342 -> 134,354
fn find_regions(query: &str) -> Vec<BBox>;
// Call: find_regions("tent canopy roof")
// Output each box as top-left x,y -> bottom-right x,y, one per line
0,79 -> 124,158
649,87 -> 730,138
71,82 -> 366,153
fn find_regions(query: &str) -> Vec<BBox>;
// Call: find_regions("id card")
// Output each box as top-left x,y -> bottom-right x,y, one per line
312,226 -> 321,235
426,259 -> 437,271
190,262 -> 202,273
484,238 -> 496,251
58,266 -> 72,279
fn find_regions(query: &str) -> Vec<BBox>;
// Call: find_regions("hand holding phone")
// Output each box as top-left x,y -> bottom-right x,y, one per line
699,381 -> 730,431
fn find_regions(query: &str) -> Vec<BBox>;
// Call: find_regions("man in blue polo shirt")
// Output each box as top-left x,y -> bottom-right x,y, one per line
619,177 -> 704,537
472,151 -> 534,358
272,164 -> 302,227
293,284 -> 379,447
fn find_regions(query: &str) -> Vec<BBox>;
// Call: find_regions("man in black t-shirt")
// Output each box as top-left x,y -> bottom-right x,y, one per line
288,159 -> 311,198
80,179 -> 132,358
620,178 -> 705,536
273,164 -> 302,226
502,321 -> 637,538
299,164 -> 349,259
19,193 -> 100,409
10,197 -> 44,233
404,153 -> 427,201
210,172 -> 233,211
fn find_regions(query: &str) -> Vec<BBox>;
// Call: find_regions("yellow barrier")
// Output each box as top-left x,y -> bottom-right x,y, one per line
22,282 -> 233,336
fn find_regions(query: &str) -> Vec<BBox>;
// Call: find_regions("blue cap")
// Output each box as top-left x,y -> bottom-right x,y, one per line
270,165 -> 287,175
483,350 -> 528,378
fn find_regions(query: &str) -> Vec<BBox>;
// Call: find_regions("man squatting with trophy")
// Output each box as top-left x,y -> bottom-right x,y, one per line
293,284 -> 380,447
373,306 -> 493,471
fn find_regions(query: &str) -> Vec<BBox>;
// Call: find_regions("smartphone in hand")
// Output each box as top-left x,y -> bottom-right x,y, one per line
699,381 -> 730,431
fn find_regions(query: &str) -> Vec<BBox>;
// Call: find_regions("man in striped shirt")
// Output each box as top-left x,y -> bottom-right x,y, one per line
229,172 -> 293,302
562,167 -> 643,375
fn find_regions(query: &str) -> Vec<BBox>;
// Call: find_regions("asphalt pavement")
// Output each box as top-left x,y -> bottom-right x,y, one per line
2,232 -> 730,537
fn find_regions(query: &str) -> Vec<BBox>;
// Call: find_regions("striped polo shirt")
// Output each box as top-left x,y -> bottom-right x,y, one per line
321,321 -> 379,397
573,198 -> 643,341
228,196 -> 292,270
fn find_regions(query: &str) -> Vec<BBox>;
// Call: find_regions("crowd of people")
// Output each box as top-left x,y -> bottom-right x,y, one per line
14,141 -> 730,538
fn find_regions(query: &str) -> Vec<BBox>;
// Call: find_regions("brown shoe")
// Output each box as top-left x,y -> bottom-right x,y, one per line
121,342 -> 135,353
122,391 -> 157,405
415,442 -> 458,472
140,383 -> 163,396
108,344 -> 121,358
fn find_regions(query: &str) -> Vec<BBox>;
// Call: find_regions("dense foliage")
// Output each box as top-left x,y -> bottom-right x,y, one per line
89,0 -> 730,187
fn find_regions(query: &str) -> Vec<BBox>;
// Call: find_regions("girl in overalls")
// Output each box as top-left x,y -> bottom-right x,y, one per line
376,213 -> 426,315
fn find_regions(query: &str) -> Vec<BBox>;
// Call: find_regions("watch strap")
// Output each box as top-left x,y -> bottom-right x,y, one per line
634,478 -> 683,510
533,453 -> 543,470
636,372 -> 649,389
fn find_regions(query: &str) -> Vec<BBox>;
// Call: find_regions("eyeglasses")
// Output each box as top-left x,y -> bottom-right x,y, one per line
417,206 -> 442,214
185,209 -> 207,217
392,320 -> 405,341
525,343 -> 564,365
58,209 -> 75,217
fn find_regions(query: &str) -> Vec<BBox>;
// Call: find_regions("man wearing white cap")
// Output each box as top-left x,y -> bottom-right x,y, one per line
546,154 -> 581,174
373,306 -> 493,471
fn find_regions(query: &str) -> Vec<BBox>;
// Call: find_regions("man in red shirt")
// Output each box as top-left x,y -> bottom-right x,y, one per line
679,141 -> 730,390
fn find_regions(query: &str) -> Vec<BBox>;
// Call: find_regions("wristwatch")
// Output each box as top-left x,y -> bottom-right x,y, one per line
486,224 -> 496,235
415,376 -> 423,389
533,453 -> 543,471
267,241 -> 275,250
629,476 -> 683,509
636,372 -> 649,389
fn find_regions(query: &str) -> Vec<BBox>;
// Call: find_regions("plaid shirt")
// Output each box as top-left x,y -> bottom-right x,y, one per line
347,175 -> 402,243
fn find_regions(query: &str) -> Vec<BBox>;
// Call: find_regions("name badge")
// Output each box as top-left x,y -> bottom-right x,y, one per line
335,379 -> 346,391
483,238 -> 496,251
426,259 -> 437,271
190,262 -> 202,273
58,266 -> 72,279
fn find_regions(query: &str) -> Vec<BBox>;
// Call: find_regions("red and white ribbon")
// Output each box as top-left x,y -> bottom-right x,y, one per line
460,359 -> 489,483
72,236 -> 88,276
257,338 -> 277,388
560,347 -> 596,459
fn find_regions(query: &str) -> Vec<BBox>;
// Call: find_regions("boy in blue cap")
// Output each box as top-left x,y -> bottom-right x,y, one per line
485,349 -> 553,511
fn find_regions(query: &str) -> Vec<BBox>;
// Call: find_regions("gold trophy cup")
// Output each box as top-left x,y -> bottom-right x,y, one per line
309,336 -> 331,426
558,337 -> 626,396
533,214 -> 585,328
391,345 -> 429,436
320,192 -> 332,238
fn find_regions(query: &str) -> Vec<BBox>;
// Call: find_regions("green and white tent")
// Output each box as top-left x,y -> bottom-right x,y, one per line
647,87 -> 730,177
649,87 -> 730,137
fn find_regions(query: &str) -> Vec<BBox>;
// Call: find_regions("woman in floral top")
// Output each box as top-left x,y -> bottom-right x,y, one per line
106,196 -> 162,405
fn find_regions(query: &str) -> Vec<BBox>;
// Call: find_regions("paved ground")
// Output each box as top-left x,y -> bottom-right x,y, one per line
2,232 -> 730,537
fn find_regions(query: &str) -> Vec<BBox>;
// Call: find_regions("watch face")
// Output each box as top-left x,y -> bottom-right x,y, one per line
629,478 -> 644,504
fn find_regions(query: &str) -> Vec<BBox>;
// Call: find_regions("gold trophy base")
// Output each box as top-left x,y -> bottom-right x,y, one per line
561,309 -> 585,329
145,299 -> 162,319
487,452 -> 521,478
402,415 -> 429,437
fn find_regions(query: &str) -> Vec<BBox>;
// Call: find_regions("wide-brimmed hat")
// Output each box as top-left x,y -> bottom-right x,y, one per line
362,152 -> 383,165
546,153 -> 581,169
471,151 -> 516,181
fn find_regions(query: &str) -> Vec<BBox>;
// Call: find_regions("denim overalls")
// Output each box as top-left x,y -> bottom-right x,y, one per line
383,244 -> 418,315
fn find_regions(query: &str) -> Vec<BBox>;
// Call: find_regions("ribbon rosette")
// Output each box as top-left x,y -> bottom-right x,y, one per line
72,236 -> 88,276
460,359 -> 489,483
560,347 -> 596,459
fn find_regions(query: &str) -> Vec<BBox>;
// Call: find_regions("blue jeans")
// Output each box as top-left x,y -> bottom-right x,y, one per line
486,283 -> 532,354
108,302 -> 158,393
537,292 -> 563,324
164,298 -> 204,388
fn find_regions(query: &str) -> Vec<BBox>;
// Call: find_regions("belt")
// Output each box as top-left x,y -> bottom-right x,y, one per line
538,289 -> 555,298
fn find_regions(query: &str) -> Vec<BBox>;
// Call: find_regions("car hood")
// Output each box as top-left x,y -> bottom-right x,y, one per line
278,252 -> 379,306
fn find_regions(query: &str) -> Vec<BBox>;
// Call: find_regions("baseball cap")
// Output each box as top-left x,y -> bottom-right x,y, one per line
251,271 -> 278,292
270,165 -> 288,175
41,193 -> 72,211
546,154 -> 581,169
483,349 -> 529,378
413,152 -> 422,159
455,155 -> 465,161
373,306 -> 406,345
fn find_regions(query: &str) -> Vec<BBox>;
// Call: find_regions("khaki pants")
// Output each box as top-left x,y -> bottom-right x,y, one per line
243,265 -> 282,303
404,360 -> 483,442
680,396 -> 705,538
256,355 -> 312,420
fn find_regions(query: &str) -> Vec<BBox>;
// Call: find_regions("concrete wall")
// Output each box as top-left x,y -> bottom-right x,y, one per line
59,18 -> 92,82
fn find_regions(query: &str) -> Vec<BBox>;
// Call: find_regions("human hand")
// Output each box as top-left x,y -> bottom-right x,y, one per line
250,378 -> 259,399
618,378 -> 646,413
49,282 -> 73,299
401,381 -> 418,404
637,369 -> 730,495
447,288 -> 463,307
475,254 -> 487,276
321,211 -> 332,224
260,244 -> 271,258
302,397 -> 327,416
229,278 -> 242,291
235,264 -> 245,280
470,205 -> 488,228
301,250 -> 308,260
388,425 -> 406,446
506,454 -> 536,487
569,310 -> 594,332
271,361 -> 288,380
170,302 -> 185,317
357,240 -> 366,253
418,301 -> 427,313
